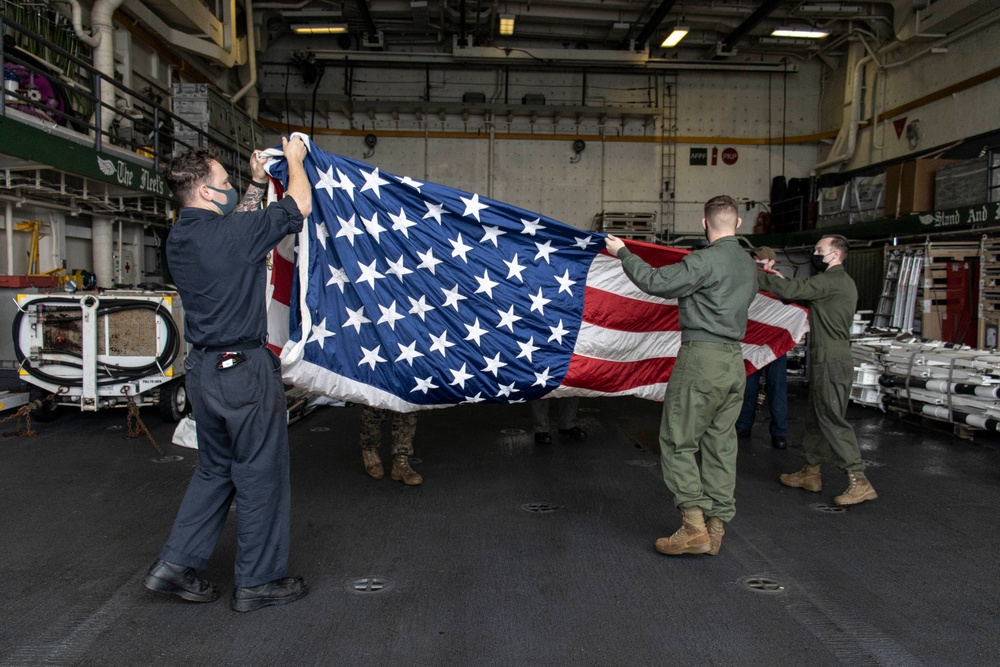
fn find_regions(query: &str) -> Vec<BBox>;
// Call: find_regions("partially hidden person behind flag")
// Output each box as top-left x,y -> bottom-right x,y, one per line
605,195 -> 757,557
359,406 -> 423,485
736,245 -> 789,449
757,234 -> 877,507
144,136 -> 313,613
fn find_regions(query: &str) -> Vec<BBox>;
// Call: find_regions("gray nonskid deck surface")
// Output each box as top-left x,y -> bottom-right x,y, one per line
1,395 -> 998,666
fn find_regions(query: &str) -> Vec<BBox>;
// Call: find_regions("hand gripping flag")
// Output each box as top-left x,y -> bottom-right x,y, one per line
263,141 -> 808,412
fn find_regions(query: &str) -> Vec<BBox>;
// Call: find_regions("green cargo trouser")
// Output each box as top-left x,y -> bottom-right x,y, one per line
803,350 -> 864,472
360,406 -> 417,456
659,341 -> 745,523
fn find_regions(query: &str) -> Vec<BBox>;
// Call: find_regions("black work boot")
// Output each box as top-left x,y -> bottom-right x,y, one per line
144,559 -> 219,603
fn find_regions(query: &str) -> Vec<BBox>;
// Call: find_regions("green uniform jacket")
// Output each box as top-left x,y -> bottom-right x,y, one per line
618,236 -> 758,344
756,265 -> 857,359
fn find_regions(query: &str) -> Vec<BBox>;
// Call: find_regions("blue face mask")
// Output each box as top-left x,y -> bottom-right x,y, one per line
206,184 -> 238,215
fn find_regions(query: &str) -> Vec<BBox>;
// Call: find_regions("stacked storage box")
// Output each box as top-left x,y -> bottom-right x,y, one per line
935,158 -> 989,210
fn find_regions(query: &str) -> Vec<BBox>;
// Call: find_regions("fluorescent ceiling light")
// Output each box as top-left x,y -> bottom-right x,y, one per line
661,26 -> 689,48
770,27 -> 829,38
499,15 -> 515,36
292,24 -> 348,35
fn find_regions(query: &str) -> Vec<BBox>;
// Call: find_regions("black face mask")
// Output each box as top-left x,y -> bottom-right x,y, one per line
810,253 -> 830,272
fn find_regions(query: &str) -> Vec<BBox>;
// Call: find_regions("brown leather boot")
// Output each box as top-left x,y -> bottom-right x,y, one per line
705,517 -> 725,556
655,507 -> 711,556
390,454 -> 423,486
361,448 -> 383,479
834,470 -> 877,506
780,464 -> 822,492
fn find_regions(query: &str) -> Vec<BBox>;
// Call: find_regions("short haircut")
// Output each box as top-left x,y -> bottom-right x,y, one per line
823,234 -> 850,260
753,246 -> 777,262
164,148 -> 217,205
704,195 -> 739,230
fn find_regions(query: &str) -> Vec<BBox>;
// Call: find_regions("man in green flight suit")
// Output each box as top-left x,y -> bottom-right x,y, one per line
757,234 -> 877,507
605,195 -> 757,557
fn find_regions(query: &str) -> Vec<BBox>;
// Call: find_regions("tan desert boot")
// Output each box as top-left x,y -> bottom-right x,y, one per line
780,464 -> 822,492
361,448 -> 384,479
391,454 -> 423,486
655,507 -> 711,556
705,517 -> 725,556
833,470 -> 877,506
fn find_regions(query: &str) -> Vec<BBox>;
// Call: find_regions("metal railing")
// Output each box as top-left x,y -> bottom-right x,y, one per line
1,16 -> 254,187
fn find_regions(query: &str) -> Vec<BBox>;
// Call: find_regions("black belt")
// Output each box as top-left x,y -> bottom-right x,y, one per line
192,338 -> 267,353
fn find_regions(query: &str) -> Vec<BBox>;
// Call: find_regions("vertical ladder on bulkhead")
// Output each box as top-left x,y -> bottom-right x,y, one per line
659,72 -> 678,239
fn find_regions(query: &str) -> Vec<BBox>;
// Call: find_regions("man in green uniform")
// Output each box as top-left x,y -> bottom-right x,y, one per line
757,234 -> 877,507
605,195 -> 757,557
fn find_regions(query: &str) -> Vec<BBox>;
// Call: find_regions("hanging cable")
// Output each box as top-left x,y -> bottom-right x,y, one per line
12,297 -> 180,389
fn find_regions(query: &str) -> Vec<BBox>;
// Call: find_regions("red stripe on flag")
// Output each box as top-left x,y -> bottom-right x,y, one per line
562,354 -> 676,393
583,286 -> 679,333
271,253 -> 294,307
743,320 -> 795,355
600,238 -> 689,268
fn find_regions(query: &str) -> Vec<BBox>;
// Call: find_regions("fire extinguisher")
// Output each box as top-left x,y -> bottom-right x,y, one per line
711,147 -> 718,165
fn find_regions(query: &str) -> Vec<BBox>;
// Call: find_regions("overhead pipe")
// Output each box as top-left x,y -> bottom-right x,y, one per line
720,0 -> 783,53
232,0 -> 258,105
355,0 -> 380,43
68,0 -> 101,48
811,42 -> 871,174
629,0 -> 679,50
68,0 -> 126,135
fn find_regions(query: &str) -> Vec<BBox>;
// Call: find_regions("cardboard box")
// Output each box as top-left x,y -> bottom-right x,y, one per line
898,159 -> 959,215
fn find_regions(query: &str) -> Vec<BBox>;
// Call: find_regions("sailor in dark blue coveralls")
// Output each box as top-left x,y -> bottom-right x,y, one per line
143,136 -> 313,613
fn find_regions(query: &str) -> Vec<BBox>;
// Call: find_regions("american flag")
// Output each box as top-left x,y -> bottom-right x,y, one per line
262,139 -> 808,411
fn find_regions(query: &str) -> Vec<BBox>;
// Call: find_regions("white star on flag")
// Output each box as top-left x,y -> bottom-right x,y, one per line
482,352 -> 508,376
314,166 -> 339,199
400,176 -> 423,191
360,212 -> 386,242
377,301 -> 405,329
534,240 -> 557,264
306,318 -> 335,349
448,363 -> 474,389
407,295 -> 435,321
360,167 -> 390,198
463,318 -> 489,346
533,367 -> 554,387
496,381 -> 517,398
573,235 -> 597,250
423,201 -> 445,224
548,320 -> 569,345
315,221 -> 330,250
496,305 -> 522,331
442,284 -> 467,311
336,214 -> 363,246
474,270 -> 499,298
412,376 -> 438,394
529,288 -> 551,315
395,340 -> 425,366
326,265 -> 349,292
520,217 -> 544,235
480,225 -> 505,247
386,255 -> 413,282
388,208 -> 417,237
449,233 -> 473,263
356,259 -> 385,290
358,345 -> 387,370
554,269 -> 576,295
503,254 -> 526,282
516,337 -> 539,363
336,169 -> 355,200
429,330 -> 455,356
461,193 -> 489,221
416,248 -> 443,275
343,306 -> 371,334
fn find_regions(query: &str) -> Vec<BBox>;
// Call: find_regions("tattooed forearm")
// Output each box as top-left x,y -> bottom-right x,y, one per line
235,185 -> 265,212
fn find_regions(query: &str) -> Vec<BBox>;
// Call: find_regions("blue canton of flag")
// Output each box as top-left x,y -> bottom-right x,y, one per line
266,146 -> 602,410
